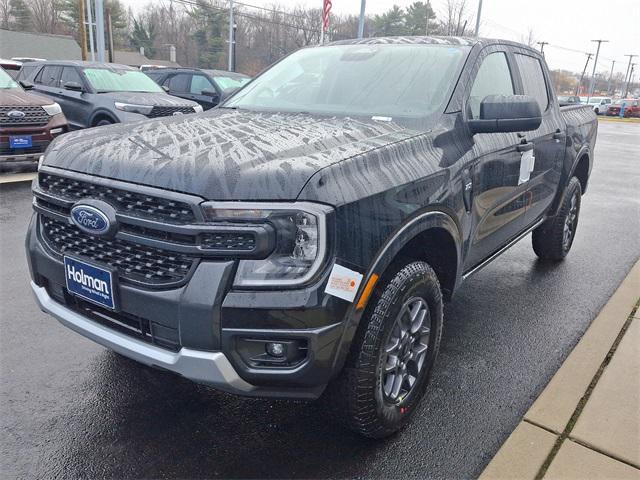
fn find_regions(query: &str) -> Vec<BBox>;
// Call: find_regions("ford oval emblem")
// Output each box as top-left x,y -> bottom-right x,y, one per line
70,204 -> 110,235
7,110 -> 26,118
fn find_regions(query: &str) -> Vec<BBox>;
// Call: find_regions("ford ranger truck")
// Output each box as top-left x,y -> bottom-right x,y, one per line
26,37 -> 597,438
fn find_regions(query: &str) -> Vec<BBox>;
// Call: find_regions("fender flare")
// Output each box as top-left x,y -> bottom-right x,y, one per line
328,208 -> 463,378
550,145 -> 591,217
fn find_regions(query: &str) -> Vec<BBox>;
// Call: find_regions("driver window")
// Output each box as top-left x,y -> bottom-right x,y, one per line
469,52 -> 514,119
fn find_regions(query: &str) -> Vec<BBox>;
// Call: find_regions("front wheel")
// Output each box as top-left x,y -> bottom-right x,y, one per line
330,261 -> 443,438
532,177 -> 582,261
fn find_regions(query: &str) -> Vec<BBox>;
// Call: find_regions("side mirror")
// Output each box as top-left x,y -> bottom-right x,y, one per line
19,80 -> 34,90
220,86 -> 239,100
468,94 -> 542,134
201,89 -> 220,102
64,81 -> 83,91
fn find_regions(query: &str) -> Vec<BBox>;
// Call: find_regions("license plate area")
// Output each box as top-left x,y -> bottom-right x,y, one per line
9,135 -> 33,149
64,256 -> 117,310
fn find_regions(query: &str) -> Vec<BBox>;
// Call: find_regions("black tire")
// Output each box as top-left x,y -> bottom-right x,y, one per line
330,261 -> 443,438
532,177 -> 582,261
95,119 -> 114,127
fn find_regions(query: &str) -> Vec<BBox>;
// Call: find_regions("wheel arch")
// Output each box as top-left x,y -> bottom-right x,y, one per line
328,208 -> 463,378
89,109 -> 118,127
549,146 -> 591,217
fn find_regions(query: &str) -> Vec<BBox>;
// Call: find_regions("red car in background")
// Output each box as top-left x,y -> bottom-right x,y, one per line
606,98 -> 640,118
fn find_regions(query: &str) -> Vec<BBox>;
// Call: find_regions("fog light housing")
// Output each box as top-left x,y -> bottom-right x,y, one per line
266,342 -> 285,358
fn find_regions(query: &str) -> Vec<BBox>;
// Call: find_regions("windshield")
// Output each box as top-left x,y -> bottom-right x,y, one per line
224,44 -> 470,118
210,73 -> 250,90
83,68 -> 164,93
0,68 -> 20,89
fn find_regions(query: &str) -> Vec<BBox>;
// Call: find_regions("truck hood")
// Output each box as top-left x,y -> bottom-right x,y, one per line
43,109 -> 418,201
0,87 -> 56,107
99,91 -> 198,107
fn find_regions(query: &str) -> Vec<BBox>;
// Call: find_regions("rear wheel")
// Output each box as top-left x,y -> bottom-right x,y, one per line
330,261 -> 443,438
532,177 -> 582,261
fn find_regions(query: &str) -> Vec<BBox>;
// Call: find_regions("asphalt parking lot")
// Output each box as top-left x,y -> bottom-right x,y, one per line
1,121 -> 639,479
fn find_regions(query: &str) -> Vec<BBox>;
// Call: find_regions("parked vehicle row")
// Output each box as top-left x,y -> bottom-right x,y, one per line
0,67 -> 68,171
605,98 -> 640,117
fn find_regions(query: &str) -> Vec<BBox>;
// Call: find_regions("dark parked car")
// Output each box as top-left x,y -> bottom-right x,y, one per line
0,67 -> 68,170
27,37 -> 597,438
557,94 -> 582,106
606,98 -> 640,117
146,68 -> 250,110
17,61 -> 202,129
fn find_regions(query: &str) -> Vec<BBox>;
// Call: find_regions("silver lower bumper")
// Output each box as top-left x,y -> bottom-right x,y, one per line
31,281 -> 256,394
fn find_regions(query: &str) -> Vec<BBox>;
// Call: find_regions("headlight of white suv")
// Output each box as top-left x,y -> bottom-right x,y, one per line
114,102 -> 153,115
42,103 -> 62,116
201,202 -> 333,287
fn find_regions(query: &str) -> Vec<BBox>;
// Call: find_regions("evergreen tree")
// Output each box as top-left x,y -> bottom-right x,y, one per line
9,0 -> 32,31
404,2 -> 436,35
130,17 -> 156,57
373,5 -> 408,37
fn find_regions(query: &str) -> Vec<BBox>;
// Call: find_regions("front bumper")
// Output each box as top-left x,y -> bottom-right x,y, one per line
27,212 -> 351,399
31,281 -> 256,394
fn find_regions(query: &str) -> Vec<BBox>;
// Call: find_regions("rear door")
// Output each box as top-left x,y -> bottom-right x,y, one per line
464,49 -> 531,269
32,64 -> 63,101
512,52 -> 565,226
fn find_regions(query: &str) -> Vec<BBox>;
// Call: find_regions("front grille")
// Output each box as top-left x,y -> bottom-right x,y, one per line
39,173 -> 196,223
146,106 -> 195,118
0,140 -> 49,156
0,105 -> 49,126
41,216 -> 197,286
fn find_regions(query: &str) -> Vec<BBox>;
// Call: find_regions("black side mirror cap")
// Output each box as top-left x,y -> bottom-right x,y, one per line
19,80 -> 34,90
201,89 -> 220,101
64,81 -> 83,91
468,94 -> 542,134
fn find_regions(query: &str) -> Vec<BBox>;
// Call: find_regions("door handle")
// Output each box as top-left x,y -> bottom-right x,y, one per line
553,131 -> 565,141
517,142 -> 534,152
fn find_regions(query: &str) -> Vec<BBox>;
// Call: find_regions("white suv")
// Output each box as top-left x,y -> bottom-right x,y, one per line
585,97 -> 612,115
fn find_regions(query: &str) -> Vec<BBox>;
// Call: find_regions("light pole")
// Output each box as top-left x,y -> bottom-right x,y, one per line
622,54 -> 636,97
587,39 -> 608,103
575,53 -> 593,96
94,0 -> 106,62
228,0 -> 234,71
625,63 -> 636,98
474,0 -> 483,37
357,0 -> 366,39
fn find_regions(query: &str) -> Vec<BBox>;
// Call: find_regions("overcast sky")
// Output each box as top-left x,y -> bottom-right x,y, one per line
123,0 -> 639,76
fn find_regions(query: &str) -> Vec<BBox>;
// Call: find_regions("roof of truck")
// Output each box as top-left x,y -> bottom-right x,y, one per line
329,36 -> 538,52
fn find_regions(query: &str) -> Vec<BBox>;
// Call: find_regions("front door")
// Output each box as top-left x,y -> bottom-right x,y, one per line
463,50 -> 532,270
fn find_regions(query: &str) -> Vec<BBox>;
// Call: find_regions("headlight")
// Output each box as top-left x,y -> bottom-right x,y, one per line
201,202 -> 332,287
37,155 -> 45,171
193,105 -> 203,113
114,102 -> 153,115
42,103 -> 62,116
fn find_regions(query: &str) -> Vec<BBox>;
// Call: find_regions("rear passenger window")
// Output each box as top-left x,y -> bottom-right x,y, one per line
469,52 -> 514,119
168,74 -> 191,93
35,65 -> 62,87
514,53 -> 549,111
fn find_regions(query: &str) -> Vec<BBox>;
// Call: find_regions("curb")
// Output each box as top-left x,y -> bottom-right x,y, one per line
0,172 -> 37,185
480,260 -> 640,479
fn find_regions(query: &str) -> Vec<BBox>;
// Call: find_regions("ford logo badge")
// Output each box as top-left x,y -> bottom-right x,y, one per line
70,204 -> 110,235
7,110 -> 26,118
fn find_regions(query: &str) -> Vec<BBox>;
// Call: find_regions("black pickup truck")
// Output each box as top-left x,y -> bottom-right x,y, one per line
27,37 -> 597,438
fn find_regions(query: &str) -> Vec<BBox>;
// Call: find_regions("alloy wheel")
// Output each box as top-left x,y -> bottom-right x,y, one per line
381,297 -> 431,405
563,190 -> 579,251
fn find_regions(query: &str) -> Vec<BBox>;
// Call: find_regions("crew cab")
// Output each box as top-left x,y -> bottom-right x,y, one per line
17,61 -> 202,129
0,67 -> 68,171
26,37 -> 597,439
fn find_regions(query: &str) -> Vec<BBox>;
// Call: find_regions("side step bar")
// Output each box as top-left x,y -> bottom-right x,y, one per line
462,218 -> 545,281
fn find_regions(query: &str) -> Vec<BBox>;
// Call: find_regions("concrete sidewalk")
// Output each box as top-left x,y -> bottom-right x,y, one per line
481,260 -> 640,480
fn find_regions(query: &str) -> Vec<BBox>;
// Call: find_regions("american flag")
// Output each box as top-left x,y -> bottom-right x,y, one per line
322,0 -> 332,32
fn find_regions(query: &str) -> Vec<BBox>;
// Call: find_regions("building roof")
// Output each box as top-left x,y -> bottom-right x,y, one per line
114,50 -> 180,68
0,29 -> 82,60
